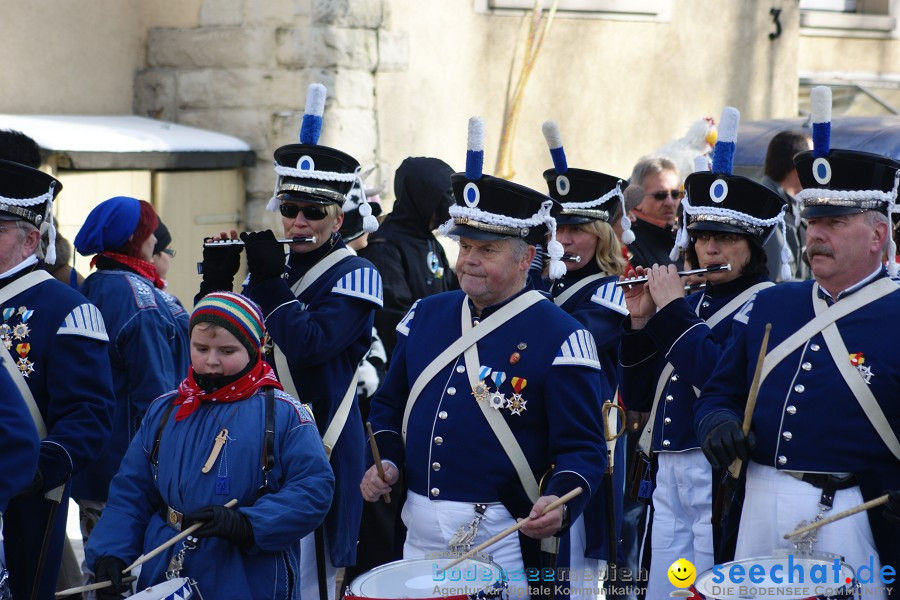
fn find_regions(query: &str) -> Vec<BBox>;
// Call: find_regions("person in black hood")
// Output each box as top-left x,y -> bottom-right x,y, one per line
359,156 -> 459,358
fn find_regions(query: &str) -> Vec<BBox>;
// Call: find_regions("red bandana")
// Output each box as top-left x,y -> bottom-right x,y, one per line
173,358 -> 283,421
92,252 -> 167,290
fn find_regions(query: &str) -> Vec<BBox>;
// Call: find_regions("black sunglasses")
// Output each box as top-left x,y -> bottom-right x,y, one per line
279,203 -> 329,221
645,189 -> 684,201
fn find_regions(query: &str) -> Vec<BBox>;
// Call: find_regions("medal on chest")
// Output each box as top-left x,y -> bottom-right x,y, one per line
849,352 -> 874,384
508,377 -> 527,416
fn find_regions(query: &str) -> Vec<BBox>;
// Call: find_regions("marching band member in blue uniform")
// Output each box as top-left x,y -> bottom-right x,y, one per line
539,121 -> 631,596
362,117 -> 607,599
620,107 -> 786,600
86,292 -> 333,599
0,160 -> 115,600
694,87 -> 900,599
198,84 -> 381,600
72,196 -> 190,561
0,366 -> 39,514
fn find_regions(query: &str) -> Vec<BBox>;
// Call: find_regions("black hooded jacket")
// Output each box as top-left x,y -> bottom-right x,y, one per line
359,157 -> 459,358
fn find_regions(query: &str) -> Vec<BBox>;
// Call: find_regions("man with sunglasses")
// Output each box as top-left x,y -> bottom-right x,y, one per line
619,108 -> 786,598
197,84 -> 382,600
626,156 -> 684,271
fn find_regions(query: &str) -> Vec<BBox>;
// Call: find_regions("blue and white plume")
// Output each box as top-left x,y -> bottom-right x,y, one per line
299,83 -> 327,145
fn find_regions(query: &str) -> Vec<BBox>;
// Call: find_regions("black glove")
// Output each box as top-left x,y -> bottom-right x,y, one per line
94,556 -> 129,600
197,237 -> 243,297
885,490 -> 900,526
240,230 -> 285,284
702,420 -> 755,470
183,505 -> 255,549
9,470 -> 43,502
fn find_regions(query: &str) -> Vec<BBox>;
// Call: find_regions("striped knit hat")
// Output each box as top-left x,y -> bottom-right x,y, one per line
190,292 -> 266,360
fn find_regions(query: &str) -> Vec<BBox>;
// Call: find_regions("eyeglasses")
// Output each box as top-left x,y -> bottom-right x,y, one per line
690,232 -> 744,245
161,248 -> 176,257
279,203 -> 329,221
645,190 -> 685,201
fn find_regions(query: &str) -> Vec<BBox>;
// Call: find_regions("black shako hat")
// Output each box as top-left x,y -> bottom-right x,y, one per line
267,83 -> 361,211
0,159 -> 61,227
795,86 -> 900,220
439,117 -> 566,278
540,121 -> 631,230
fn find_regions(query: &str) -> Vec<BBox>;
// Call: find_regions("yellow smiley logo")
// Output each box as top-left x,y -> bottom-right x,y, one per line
667,558 -> 697,588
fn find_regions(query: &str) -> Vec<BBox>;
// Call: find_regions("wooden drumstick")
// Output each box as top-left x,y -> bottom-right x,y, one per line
783,494 -> 890,540
366,422 -> 391,504
55,576 -> 137,597
727,323 -> 772,480
123,498 -> 238,574
441,487 -> 583,572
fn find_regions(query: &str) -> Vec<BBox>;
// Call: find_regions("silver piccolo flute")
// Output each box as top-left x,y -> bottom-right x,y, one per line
614,264 -> 731,287
203,236 -> 317,247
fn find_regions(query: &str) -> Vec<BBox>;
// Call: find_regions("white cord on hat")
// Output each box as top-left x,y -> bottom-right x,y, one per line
267,165 -> 362,211
439,200 -> 566,279
0,184 -> 57,264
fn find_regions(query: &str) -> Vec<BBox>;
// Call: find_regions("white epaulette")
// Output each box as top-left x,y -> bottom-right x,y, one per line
732,294 -> 758,325
590,281 -> 628,315
395,299 -> 420,338
553,329 -> 602,370
58,304 -> 109,342
332,267 -> 384,307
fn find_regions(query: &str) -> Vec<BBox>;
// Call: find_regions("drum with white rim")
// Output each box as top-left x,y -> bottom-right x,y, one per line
346,557 -> 508,600
129,577 -> 195,600
693,553 -> 858,600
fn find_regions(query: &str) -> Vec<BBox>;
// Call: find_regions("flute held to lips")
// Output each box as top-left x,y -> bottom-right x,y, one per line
614,264 -> 731,287
203,236 -> 317,247
561,254 -> 582,263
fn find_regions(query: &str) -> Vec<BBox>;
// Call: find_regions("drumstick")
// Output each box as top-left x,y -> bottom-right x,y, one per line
440,487 -> 583,572
55,576 -> 137,597
123,498 -> 238,574
727,323 -> 772,480
783,494 -> 890,540
366,422 -> 391,504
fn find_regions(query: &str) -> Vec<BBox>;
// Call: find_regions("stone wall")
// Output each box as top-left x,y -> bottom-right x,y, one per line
135,0 -> 397,230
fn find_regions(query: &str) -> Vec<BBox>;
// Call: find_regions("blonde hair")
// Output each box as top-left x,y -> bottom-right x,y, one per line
583,220 -> 627,276
543,220 -> 626,277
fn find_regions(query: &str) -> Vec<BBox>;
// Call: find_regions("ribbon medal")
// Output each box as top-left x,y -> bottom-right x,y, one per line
472,366 -> 492,403
488,372 -> 507,410
507,377 -> 527,416
849,352 -> 873,384
16,342 -> 34,377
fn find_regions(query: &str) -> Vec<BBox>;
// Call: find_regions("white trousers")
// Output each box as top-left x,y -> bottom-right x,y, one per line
645,450 -> 714,600
402,491 -> 530,599
300,531 -> 337,600
737,462 -> 885,600
564,514 -> 601,600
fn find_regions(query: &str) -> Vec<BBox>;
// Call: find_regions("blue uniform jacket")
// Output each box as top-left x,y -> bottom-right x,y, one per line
695,273 -> 900,474
1,267 -> 115,600
550,264 -> 627,561
368,288 -> 608,523
0,364 -> 39,513
245,238 -> 382,567
73,268 -> 190,502
621,274 -> 770,452
85,388 -> 334,599
694,271 -> 900,565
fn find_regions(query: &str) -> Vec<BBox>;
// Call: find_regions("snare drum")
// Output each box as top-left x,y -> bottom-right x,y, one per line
694,554 -> 857,600
346,557 -> 507,600
130,577 -> 194,600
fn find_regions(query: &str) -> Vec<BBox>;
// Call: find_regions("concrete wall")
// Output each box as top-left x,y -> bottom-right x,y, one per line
376,1 -> 800,195
0,0 -> 143,113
